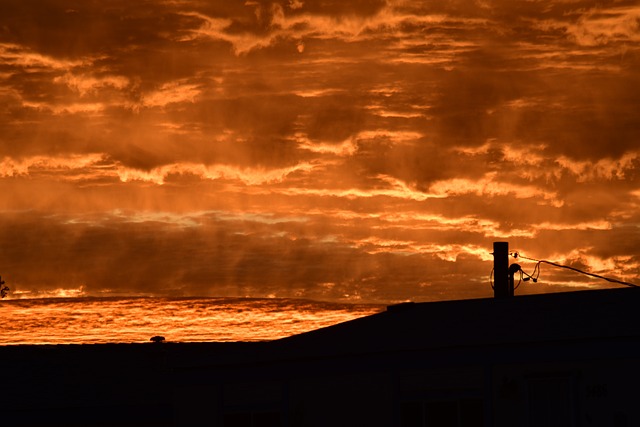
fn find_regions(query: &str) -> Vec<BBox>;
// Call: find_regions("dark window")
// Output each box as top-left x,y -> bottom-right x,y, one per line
224,412 -> 251,427
528,377 -> 573,427
460,398 -> 484,427
401,398 -> 484,427
223,411 -> 281,427
426,401 -> 458,427
254,411 -> 281,427
401,401 -> 423,427
614,412 -> 628,427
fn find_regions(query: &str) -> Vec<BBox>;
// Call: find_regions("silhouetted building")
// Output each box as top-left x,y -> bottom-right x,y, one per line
2,287 -> 639,426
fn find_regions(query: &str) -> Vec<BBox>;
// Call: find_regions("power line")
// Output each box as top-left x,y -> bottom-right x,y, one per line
510,252 -> 639,288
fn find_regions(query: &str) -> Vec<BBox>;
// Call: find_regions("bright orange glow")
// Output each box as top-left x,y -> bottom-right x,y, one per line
0,297 -> 383,344
0,0 -> 638,314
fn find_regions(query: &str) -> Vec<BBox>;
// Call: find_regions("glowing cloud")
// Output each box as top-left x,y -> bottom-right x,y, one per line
54,73 -> 130,97
0,43 -> 86,70
117,161 -> 319,186
143,81 -> 202,107
568,6 -> 640,46
0,0 -> 638,301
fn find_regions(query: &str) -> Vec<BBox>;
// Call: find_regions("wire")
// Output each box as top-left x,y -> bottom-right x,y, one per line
514,269 -> 523,290
511,251 -> 639,288
489,265 -> 522,290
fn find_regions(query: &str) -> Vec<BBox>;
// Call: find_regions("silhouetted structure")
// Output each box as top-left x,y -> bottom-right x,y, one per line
0,275 -> 8,298
2,286 -> 640,426
492,242 -> 511,298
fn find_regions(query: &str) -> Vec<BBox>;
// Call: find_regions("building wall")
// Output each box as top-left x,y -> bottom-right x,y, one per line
493,357 -> 639,427
289,372 -> 394,427
170,340 -> 640,427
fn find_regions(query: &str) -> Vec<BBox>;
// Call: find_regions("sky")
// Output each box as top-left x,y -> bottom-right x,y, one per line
0,0 -> 639,302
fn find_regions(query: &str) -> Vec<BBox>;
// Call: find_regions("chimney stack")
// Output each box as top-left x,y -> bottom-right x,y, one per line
493,241 -> 512,298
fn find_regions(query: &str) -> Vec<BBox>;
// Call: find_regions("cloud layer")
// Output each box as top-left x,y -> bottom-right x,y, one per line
1,0 -> 639,301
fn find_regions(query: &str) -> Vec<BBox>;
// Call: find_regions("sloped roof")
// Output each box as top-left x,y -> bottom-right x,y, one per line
272,287 -> 640,359
4,288 -> 637,371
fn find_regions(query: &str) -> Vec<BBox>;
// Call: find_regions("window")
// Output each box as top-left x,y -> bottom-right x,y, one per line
224,413 -> 252,427
253,411 -> 280,427
401,398 -> 484,427
401,401 -> 423,427
527,377 -> 574,427
426,401 -> 458,427
223,411 -> 281,427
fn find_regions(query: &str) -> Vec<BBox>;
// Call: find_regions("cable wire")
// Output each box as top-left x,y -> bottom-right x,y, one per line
510,252 -> 639,288
514,269 -> 522,290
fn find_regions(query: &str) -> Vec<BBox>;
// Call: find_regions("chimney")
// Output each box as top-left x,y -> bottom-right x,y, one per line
493,241 -> 511,298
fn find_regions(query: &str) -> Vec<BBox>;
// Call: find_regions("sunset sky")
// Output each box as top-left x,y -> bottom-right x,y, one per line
0,0 -> 639,302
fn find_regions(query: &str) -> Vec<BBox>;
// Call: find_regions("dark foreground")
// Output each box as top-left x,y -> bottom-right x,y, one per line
2,287 -> 639,426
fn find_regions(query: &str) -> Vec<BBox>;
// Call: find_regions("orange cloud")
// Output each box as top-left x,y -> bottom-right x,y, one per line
183,2 -> 488,57
1,0 -> 639,301
279,175 -> 443,201
295,133 -> 358,156
22,101 -> 107,115
0,42 -> 87,70
568,6 -> 640,46
142,81 -> 202,107
54,73 -> 130,97
533,221 -> 612,232
116,161 -> 319,186
0,154 -> 107,178
428,173 -> 562,207
555,152 -> 639,182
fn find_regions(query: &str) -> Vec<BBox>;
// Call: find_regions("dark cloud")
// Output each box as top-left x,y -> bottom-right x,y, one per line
295,0 -> 387,17
0,0 -> 214,59
0,211 -> 496,302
